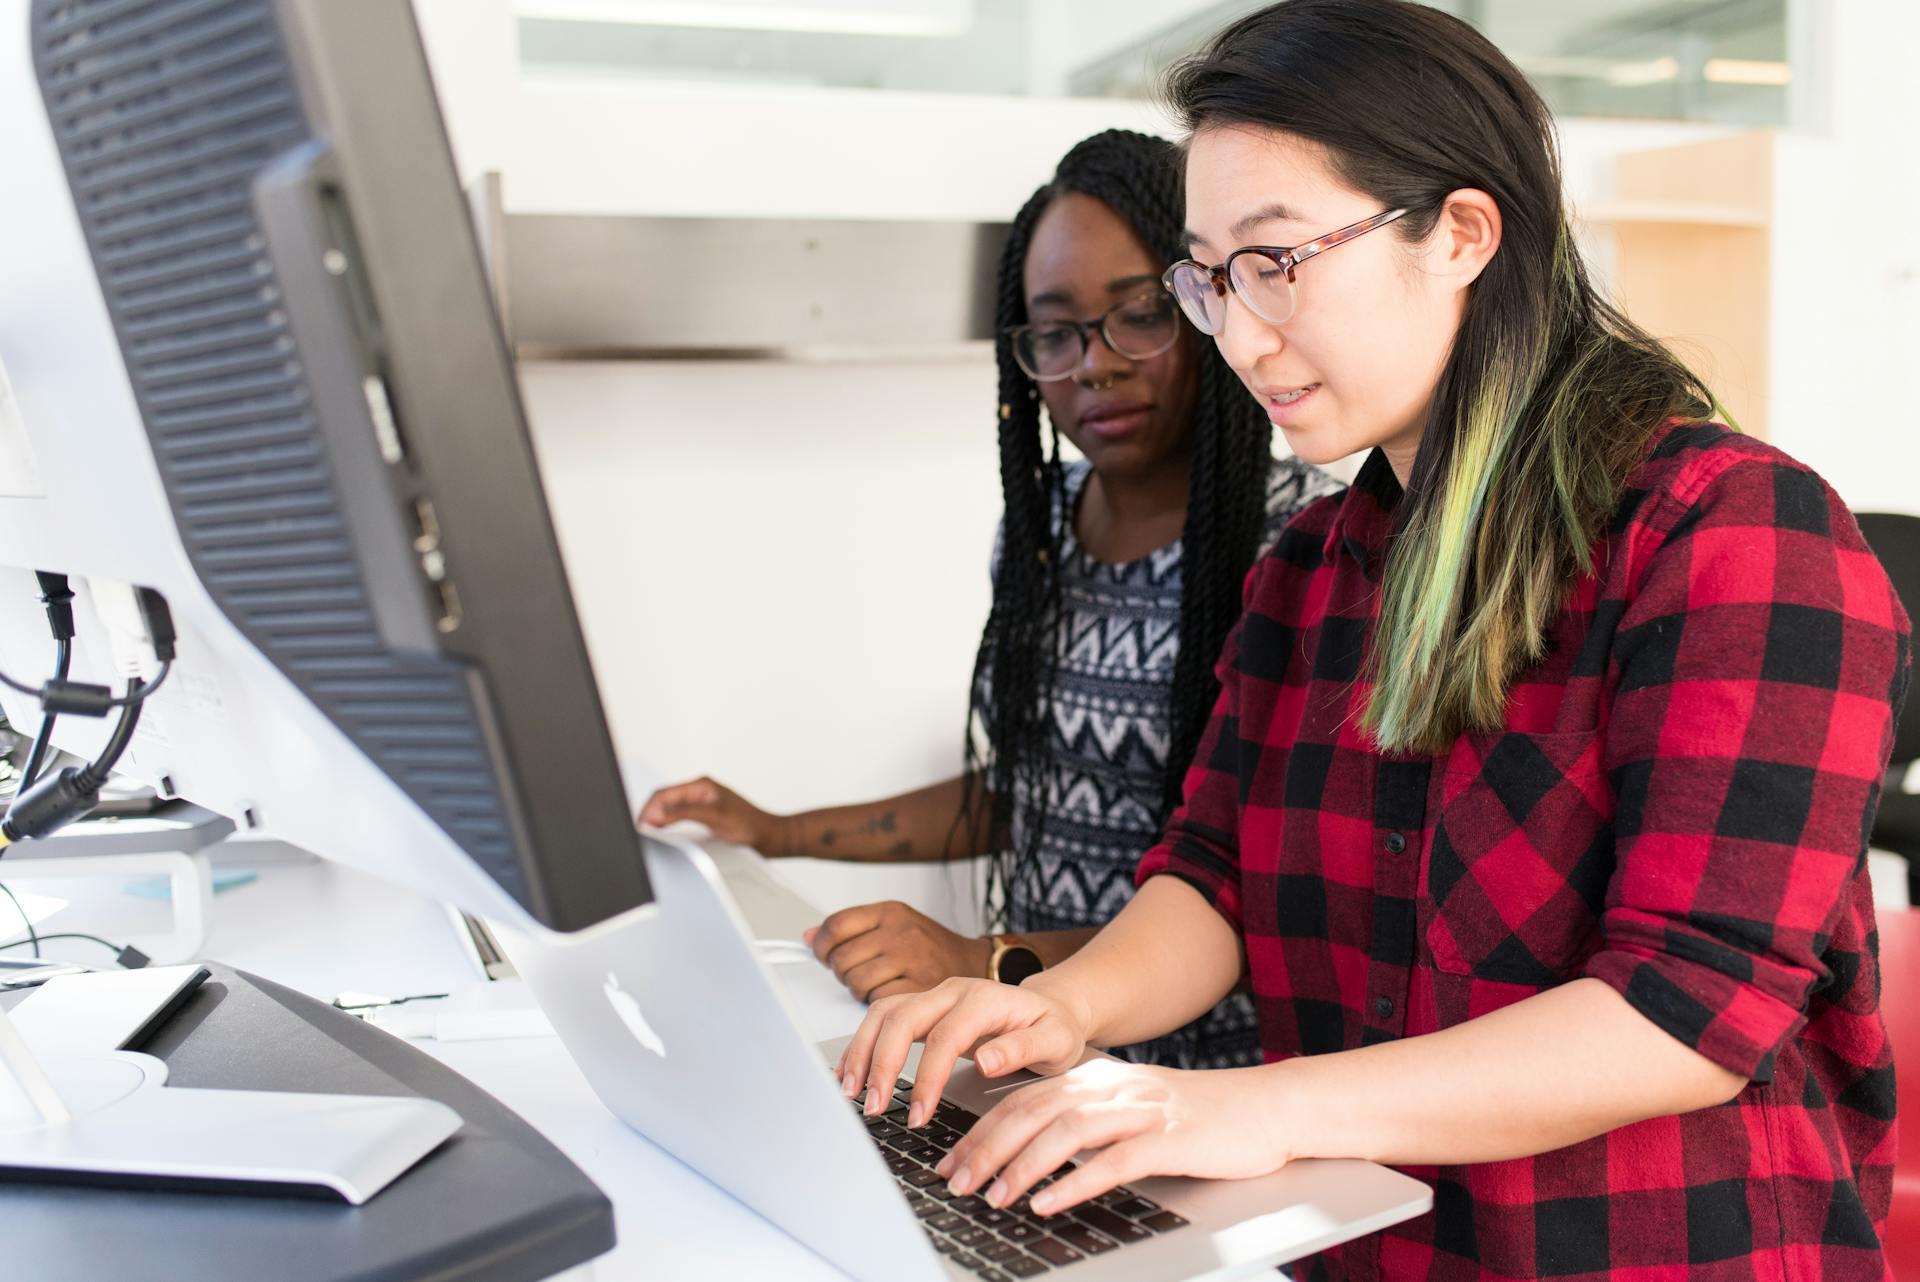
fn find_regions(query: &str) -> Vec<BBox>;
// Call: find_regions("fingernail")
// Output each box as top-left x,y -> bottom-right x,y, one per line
985,1179 -> 1008,1208
841,1072 -> 856,1097
978,1051 -> 999,1074
908,1102 -> 927,1129
1031,1190 -> 1055,1215
803,928 -> 817,944
865,1088 -> 882,1115
947,1166 -> 971,1194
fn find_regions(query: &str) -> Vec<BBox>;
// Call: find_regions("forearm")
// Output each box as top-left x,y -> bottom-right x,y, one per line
1265,977 -> 1747,1167
1026,876 -> 1242,1049
1020,927 -> 1102,971
780,774 -> 989,862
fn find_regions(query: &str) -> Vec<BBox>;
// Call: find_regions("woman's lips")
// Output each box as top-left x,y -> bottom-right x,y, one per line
1263,383 -> 1320,423
1079,401 -> 1153,439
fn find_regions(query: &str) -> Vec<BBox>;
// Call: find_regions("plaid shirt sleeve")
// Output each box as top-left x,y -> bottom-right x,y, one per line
1583,453 -> 1911,1082
1134,563 -> 1263,934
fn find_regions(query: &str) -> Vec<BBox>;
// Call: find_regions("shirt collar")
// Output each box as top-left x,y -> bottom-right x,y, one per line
1322,448 -> 1404,569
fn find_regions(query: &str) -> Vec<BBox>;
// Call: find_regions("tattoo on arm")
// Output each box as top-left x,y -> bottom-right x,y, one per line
861,811 -> 898,837
819,828 -> 837,847
887,840 -> 913,858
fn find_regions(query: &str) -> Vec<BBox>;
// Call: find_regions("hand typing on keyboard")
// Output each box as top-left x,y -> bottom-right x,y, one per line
836,976 -> 1296,1222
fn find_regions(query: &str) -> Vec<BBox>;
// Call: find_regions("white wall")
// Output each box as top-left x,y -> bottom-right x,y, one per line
411,1 -> 1917,926
1765,0 -> 1920,515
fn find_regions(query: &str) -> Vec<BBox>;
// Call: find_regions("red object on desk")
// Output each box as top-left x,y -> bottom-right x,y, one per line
1878,906 -> 1920,1275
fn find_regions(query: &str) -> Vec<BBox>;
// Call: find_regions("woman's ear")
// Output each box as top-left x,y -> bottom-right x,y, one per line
1430,188 -> 1502,288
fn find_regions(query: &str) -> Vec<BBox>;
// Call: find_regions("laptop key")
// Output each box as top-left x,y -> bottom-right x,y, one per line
926,1182 -> 961,1202
1001,1258 -> 1048,1279
927,1126 -> 965,1149
930,1212 -> 967,1233
1028,1238 -> 1083,1268
936,1101 -> 981,1128
977,1241 -> 1020,1263
1073,1205 -> 1152,1244
998,1222 -> 1044,1245
903,1168 -> 944,1188
951,1253 -> 984,1271
913,1200 -> 945,1220
973,1208 -> 1015,1228
955,1225 -> 995,1247
951,1196 -> 990,1217
908,1145 -> 946,1164
887,1155 -> 918,1175
977,1271 -> 1014,1282
1053,1224 -> 1117,1255
1108,1195 -> 1160,1219
1139,1209 -> 1190,1233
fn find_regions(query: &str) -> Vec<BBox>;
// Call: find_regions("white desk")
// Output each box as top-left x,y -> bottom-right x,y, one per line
6,844 -> 872,1282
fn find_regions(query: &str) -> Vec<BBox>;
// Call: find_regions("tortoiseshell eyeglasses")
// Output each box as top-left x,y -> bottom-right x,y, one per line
1162,207 -> 1410,333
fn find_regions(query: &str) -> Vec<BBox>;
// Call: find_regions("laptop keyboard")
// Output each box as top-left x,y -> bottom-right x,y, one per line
856,1079 -> 1188,1278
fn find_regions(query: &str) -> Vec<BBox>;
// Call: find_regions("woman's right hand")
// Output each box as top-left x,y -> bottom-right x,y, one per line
636,776 -> 787,852
835,976 -> 1092,1130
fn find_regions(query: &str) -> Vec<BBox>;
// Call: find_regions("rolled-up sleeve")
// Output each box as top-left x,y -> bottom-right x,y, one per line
1584,456 -> 1911,1081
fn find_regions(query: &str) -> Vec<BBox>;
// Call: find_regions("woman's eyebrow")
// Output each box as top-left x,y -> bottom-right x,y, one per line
1231,201 -> 1307,241
1184,202 -> 1311,256
1106,273 -> 1160,294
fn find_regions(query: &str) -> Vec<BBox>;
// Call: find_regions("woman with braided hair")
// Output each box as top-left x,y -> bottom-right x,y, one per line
639,129 -> 1338,1070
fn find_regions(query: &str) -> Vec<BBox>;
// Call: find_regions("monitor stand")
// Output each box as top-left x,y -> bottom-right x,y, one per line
0,965 -> 459,1202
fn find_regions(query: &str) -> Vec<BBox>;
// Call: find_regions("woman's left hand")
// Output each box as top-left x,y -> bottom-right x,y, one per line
804,900 -> 992,1002
934,1059 -> 1293,1216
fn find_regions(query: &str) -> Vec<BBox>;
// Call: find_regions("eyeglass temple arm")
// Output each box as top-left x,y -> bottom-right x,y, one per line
1287,207 -> 1411,270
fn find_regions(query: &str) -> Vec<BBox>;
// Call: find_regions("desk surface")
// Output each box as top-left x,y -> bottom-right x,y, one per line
10,844 -> 870,1282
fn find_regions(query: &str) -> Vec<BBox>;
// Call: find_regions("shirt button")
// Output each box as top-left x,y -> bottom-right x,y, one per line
1384,831 -> 1407,855
1373,996 -> 1395,1019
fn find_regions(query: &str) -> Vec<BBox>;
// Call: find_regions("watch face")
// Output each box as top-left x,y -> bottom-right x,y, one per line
996,945 -> 1044,986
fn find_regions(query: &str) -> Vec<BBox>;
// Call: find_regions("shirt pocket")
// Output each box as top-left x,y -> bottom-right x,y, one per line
1423,728 -> 1613,984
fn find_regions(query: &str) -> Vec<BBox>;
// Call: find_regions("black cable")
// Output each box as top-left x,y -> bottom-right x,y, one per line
1,660 -> 170,710
0,881 -> 39,958
108,659 -> 169,705
0,932 -> 126,960
75,676 -> 146,793
17,638 -> 72,789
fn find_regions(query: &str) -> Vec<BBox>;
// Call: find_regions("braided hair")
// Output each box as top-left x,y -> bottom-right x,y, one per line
962,129 -> 1274,929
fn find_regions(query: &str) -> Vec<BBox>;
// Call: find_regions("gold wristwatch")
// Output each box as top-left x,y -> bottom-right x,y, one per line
986,934 -> 1044,985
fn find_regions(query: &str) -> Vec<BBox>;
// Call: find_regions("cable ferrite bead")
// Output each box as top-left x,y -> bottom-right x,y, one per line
39,681 -> 115,717
1,766 -> 100,843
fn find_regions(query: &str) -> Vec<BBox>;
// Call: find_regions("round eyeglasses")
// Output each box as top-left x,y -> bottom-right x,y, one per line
1162,207 -> 1409,334
1006,289 -> 1182,382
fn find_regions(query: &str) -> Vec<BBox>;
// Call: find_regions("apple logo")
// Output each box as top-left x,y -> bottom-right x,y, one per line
603,971 -> 667,1058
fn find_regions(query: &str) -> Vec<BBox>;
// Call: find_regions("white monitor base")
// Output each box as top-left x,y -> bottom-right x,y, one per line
0,969 -> 459,1204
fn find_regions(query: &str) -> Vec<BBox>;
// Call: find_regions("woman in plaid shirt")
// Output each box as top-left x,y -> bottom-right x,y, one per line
839,1 -> 1909,1278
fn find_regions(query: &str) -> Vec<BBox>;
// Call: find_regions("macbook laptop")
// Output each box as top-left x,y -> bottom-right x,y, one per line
502,835 -> 1431,1281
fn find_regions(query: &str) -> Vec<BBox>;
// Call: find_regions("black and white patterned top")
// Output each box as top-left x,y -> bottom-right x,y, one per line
979,455 -> 1342,1069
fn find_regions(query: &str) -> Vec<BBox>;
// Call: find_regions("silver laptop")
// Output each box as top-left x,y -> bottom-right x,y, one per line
502,836 -> 1431,1282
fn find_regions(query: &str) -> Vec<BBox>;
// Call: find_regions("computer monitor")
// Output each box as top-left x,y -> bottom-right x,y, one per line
0,0 -> 649,933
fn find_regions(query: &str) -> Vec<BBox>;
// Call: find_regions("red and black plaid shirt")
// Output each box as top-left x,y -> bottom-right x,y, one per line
1138,423 -> 1909,1281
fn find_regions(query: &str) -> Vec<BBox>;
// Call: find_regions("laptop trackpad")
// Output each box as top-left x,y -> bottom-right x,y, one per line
978,1067 -> 1045,1095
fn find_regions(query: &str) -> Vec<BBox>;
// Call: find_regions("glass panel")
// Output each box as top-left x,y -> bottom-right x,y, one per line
514,0 -> 1790,126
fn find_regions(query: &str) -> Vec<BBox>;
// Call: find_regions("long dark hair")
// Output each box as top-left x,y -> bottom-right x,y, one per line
961,129 -> 1273,927
1167,0 -> 1720,754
